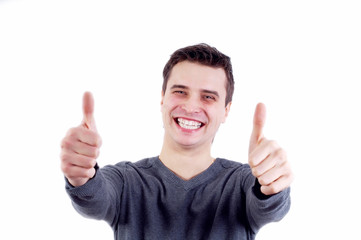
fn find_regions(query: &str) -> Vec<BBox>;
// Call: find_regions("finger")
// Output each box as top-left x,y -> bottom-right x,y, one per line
62,138 -> 99,158
82,91 -> 97,131
78,130 -> 102,147
73,142 -> 99,158
251,147 -> 286,177
260,173 -> 293,195
257,157 -> 291,187
248,139 -> 279,168
65,127 -> 102,147
249,103 -> 266,154
257,160 -> 287,186
61,150 -> 97,169
68,176 -> 94,187
62,164 -> 96,179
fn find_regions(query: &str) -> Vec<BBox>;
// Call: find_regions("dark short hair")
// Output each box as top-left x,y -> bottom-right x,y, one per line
162,43 -> 234,106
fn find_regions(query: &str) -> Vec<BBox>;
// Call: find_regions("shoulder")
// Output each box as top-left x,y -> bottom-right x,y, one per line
217,158 -> 250,170
98,157 -> 158,181
101,156 -> 157,173
133,157 -> 157,169
216,158 -> 253,182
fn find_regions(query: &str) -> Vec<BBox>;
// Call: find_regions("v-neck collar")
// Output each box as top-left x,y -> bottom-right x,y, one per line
153,156 -> 222,191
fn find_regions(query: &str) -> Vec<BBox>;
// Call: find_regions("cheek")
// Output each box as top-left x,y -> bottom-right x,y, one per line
162,96 -> 180,113
220,109 -> 227,122
209,108 -> 227,124
161,104 -> 169,122
161,99 -> 176,121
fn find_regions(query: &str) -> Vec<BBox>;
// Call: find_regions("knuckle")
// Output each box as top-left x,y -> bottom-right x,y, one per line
269,184 -> 279,194
258,176 -> 267,186
251,168 -> 257,177
92,133 -> 102,147
248,159 -> 254,168
61,138 -> 73,149
248,154 -> 257,167
86,168 -> 95,178
252,167 -> 260,177
85,158 -> 96,168
67,127 -> 83,139
90,159 -> 97,167
60,138 -> 67,148
290,173 -> 295,184
286,171 -> 295,183
281,161 -> 292,173
275,148 -> 283,156
269,140 -> 279,149
97,137 -> 103,147
59,151 -> 68,161
61,163 -> 71,174
99,136 -> 103,147
95,148 -> 100,158
66,127 -> 77,137
60,138 -> 65,148
275,149 -> 287,163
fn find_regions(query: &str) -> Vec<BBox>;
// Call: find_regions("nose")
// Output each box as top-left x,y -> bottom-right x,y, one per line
181,95 -> 201,114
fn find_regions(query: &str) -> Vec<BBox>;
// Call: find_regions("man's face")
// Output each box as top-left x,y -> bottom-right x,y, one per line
161,61 -> 231,149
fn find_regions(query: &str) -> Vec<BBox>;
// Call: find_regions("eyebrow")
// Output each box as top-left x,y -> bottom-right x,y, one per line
201,89 -> 219,98
170,84 -> 219,98
170,84 -> 188,90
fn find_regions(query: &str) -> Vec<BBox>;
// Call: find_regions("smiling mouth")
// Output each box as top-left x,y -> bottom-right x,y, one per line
175,117 -> 204,130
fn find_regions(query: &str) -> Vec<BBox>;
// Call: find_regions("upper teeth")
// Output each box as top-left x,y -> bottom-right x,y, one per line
177,118 -> 202,130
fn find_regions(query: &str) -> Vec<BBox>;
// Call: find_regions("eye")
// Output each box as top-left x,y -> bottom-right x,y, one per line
174,90 -> 186,95
203,95 -> 216,101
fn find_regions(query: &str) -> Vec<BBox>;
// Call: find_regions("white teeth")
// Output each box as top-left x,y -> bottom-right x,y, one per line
177,118 -> 202,130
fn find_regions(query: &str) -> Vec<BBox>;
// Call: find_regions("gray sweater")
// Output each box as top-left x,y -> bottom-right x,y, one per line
66,157 -> 291,240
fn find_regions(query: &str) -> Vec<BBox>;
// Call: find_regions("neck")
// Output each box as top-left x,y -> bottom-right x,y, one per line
159,138 -> 215,180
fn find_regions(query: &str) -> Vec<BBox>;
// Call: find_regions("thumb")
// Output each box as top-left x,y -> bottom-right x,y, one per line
82,91 -> 97,131
248,103 -> 266,154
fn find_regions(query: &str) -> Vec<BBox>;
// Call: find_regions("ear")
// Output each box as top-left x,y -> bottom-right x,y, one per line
222,102 -> 232,123
161,90 -> 165,109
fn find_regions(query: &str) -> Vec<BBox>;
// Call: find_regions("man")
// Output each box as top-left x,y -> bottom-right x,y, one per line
61,43 -> 293,239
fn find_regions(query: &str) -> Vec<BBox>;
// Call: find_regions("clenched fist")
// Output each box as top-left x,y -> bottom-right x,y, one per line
248,103 -> 293,196
60,92 -> 102,187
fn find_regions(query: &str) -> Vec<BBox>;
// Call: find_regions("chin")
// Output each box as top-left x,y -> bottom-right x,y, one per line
174,136 -> 211,149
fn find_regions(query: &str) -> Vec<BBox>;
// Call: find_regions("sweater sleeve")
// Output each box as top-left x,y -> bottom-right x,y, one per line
243,166 -> 291,234
65,164 -> 124,227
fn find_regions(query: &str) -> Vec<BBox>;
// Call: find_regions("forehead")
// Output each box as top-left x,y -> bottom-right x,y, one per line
168,61 -> 227,94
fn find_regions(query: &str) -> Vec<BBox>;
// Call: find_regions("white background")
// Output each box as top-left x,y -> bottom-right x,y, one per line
0,0 -> 360,239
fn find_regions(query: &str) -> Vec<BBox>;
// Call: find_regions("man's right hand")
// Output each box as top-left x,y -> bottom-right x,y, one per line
60,92 -> 102,187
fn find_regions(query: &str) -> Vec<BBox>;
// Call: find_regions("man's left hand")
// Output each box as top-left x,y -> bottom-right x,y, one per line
248,103 -> 294,196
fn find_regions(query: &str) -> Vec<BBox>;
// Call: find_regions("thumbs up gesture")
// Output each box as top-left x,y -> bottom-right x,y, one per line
248,103 -> 293,195
60,92 -> 102,187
